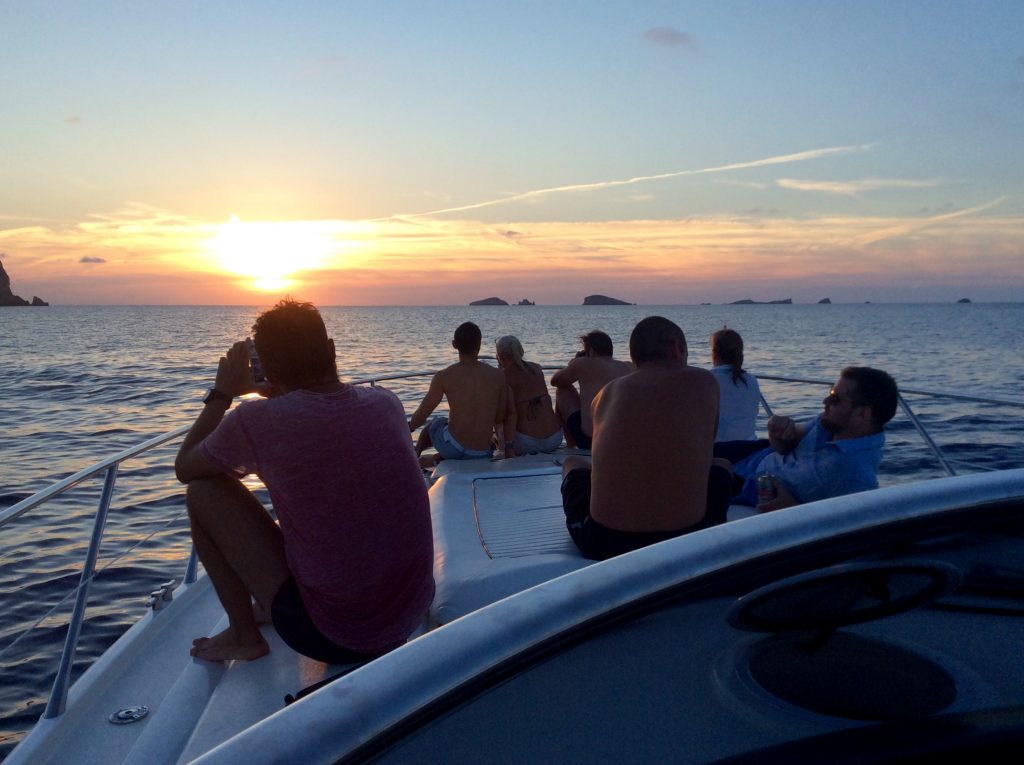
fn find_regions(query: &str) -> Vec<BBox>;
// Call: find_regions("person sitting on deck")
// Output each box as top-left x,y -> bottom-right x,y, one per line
714,366 -> 898,512
709,327 -> 762,442
495,335 -> 563,455
410,321 -> 513,461
560,316 -> 731,561
550,330 -> 634,450
175,298 -> 434,663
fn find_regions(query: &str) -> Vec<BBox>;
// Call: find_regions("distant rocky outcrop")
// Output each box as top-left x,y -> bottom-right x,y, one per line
818,297 -> 831,304
583,294 -> 634,306
469,296 -> 509,306
728,298 -> 793,305
957,298 -> 971,304
517,298 -> 535,306
0,261 -> 48,306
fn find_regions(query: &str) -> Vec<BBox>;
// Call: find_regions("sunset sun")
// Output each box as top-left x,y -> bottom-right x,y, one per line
206,216 -> 334,292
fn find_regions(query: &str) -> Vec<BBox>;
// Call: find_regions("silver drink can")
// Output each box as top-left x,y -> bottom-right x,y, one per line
757,475 -> 776,502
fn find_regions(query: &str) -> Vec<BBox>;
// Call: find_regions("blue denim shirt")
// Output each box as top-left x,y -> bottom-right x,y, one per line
733,415 -> 885,505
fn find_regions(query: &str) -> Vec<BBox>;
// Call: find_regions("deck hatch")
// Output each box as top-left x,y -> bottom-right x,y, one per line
472,474 -> 577,558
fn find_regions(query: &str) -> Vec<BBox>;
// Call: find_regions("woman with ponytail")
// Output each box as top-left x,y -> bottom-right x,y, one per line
709,327 -> 762,442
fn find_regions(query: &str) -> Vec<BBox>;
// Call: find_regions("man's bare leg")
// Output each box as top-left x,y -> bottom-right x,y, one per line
186,475 -> 291,661
414,427 -> 433,457
561,454 -> 592,478
555,387 -> 581,448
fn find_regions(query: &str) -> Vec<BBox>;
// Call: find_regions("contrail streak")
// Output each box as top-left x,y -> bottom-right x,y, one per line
389,143 -> 873,220
858,197 -> 1006,246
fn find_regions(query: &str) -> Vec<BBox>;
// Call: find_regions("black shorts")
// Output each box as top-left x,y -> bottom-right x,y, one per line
565,411 -> 592,450
561,468 -> 726,561
271,577 -> 380,665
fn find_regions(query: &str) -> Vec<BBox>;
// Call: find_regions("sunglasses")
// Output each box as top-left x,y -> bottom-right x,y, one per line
825,387 -> 866,407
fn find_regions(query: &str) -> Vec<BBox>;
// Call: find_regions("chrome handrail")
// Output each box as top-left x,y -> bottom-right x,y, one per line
2,370 -> 1021,720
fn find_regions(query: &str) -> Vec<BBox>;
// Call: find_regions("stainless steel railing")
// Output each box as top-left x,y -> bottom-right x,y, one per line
1,370 -> 1021,719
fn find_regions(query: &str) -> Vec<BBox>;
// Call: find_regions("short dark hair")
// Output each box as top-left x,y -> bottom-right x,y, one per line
842,366 -> 898,432
453,321 -> 482,354
629,316 -> 687,365
580,330 -> 613,357
252,298 -> 336,388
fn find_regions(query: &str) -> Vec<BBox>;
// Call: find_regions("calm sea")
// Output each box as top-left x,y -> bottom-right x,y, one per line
1,303 -> 1022,756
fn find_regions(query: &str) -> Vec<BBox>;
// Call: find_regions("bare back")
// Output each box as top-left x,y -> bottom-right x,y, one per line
555,356 -> 634,435
503,362 -> 560,439
589,364 -> 719,532
436,360 -> 508,450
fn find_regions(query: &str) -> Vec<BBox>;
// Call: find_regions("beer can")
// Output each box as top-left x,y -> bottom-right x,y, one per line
757,475 -> 776,502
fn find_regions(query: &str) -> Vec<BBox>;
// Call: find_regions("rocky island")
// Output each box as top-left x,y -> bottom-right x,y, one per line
818,297 -> 832,304
0,261 -> 48,306
517,298 -> 535,306
469,297 -> 509,306
583,294 -> 634,306
957,298 -> 971,304
728,298 -> 793,305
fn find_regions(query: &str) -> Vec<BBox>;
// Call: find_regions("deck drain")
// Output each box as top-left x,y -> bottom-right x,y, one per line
109,705 -> 149,724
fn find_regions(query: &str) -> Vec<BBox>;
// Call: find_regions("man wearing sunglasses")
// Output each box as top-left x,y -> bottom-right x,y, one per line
714,366 -> 898,511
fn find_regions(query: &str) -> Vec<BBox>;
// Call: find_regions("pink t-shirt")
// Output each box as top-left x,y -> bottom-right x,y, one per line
201,384 -> 434,653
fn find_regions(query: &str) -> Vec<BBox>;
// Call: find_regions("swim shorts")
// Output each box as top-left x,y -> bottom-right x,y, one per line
565,411 -> 592,450
425,416 -> 492,460
271,577 -> 381,665
560,467 -> 729,561
513,428 -> 564,455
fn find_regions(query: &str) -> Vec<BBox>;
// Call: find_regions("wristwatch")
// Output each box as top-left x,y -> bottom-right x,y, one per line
202,388 -> 233,407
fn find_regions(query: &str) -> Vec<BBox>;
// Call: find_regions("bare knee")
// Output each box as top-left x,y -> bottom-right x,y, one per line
561,455 -> 591,477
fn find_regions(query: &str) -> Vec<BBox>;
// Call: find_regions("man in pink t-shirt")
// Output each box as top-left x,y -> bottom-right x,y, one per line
175,299 -> 434,663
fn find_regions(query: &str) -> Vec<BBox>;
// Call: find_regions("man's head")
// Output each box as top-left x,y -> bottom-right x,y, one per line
822,366 -> 898,437
629,316 -> 687,366
452,321 -> 482,355
251,298 -> 336,388
579,330 -> 613,357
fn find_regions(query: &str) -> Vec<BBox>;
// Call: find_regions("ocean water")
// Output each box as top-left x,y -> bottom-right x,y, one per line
1,302 -> 1022,757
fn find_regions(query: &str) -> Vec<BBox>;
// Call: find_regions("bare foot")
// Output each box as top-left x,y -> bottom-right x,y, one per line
190,627 -> 269,662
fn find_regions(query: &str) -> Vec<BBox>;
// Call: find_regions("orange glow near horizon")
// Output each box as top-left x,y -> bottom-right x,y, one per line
204,216 -> 335,292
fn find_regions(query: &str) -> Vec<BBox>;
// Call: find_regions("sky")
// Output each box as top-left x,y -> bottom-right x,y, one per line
1,0 -> 1023,305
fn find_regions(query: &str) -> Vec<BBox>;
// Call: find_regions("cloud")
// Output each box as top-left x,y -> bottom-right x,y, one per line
777,177 -> 942,196
395,144 -> 873,219
80,256 -> 106,263
644,26 -> 693,48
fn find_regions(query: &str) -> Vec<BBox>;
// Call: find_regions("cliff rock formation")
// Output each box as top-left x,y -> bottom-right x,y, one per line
0,261 -> 48,306
728,298 -> 793,305
469,296 -> 509,306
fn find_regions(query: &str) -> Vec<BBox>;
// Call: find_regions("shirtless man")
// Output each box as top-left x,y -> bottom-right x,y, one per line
550,330 -> 634,449
410,321 -> 513,461
560,316 -> 729,560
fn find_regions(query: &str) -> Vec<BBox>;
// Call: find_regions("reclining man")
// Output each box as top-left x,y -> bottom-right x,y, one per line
560,316 -> 731,561
715,366 -> 898,511
410,321 -> 513,461
175,299 -> 434,663
550,330 -> 633,450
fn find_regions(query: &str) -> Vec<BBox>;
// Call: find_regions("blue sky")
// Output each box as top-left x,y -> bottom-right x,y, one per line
1,1 -> 1022,304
